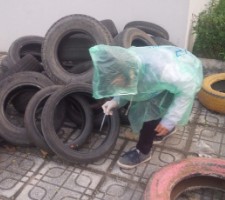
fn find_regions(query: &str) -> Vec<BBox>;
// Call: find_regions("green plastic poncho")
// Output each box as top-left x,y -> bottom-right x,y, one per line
89,45 -> 203,133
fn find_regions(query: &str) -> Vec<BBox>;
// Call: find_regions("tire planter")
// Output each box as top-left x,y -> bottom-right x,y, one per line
124,21 -> 169,40
198,73 -> 225,114
42,14 -> 113,84
24,85 -> 65,153
41,83 -> 120,163
113,27 -> 157,48
0,71 -> 54,146
144,157 -> 225,200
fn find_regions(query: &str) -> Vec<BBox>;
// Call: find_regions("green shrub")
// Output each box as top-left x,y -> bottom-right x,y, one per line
192,0 -> 225,61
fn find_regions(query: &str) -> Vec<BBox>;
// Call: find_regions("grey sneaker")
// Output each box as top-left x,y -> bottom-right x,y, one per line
117,149 -> 151,169
153,128 -> 176,144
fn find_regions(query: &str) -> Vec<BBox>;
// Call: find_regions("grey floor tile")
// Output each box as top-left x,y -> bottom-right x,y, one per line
0,147 -> 44,198
1,98 -> 225,199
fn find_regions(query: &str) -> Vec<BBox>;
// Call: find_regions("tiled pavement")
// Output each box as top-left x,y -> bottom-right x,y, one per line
0,99 -> 225,200
0,52 -> 225,199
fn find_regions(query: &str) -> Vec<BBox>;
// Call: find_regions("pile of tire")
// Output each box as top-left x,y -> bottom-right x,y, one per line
0,14 -> 173,164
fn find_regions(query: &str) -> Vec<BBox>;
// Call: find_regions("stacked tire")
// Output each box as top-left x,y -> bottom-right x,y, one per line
0,14 -> 173,163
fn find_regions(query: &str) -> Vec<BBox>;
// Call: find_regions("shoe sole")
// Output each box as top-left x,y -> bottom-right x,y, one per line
117,156 -> 152,170
153,128 -> 177,144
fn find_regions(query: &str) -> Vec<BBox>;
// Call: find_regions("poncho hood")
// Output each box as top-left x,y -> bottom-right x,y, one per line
89,45 -> 141,99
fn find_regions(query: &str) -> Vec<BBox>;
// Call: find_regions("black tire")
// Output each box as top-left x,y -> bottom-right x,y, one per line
65,61 -> 93,74
7,35 -> 43,66
113,27 -> 157,48
0,65 -> 11,82
1,55 -> 14,69
42,14 -> 113,84
118,103 -> 130,125
0,54 -> 43,89
151,36 -> 176,46
9,54 -> 44,113
0,71 -> 54,146
58,34 -> 95,62
41,83 -> 120,163
41,83 -> 93,158
11,88 -> 38,114
124,21 -> 169,40
66,93 -> 106,129
9,54 -> 43,74
24,85 -> 64,152
0,136 -> 5,144
101,19 -> 118,38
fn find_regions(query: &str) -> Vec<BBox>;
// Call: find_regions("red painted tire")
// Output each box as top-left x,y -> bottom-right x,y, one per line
144,157 -> 225,200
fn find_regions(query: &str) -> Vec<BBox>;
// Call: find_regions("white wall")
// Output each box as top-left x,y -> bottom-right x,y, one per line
0,0 -> 203,52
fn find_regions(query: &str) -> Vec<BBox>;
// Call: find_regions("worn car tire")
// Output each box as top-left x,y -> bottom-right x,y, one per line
0,54 -> 43,90
113,27 -> 157,48
118,103 -> 130,125
124,21 -> 169,40
42,14 -> 113,84
101,19 -> 118,38
41,83 -> 93,160
58,34 -> 95,63
1,55 -> 14,69
7,35 -> 43,67
151,36 -> 175,46
0,71 -> 54,146
41,83 -> 120,163
198,73 -> 225,114
9,55 -> 44,113
24,85 -> 64,153
9,54 -> 43,73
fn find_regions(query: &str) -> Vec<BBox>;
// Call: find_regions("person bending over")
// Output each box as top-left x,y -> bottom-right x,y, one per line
89,44 -> 203,169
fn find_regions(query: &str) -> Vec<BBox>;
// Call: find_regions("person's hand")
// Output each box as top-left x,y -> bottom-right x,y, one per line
154,123 -> 169,136
102,100 -> 118,115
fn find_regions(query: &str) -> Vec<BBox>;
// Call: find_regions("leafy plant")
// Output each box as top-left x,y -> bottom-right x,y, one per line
192,0 -> 225,60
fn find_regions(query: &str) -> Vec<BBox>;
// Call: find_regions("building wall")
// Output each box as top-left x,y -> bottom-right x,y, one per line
0,0 -> 207,51
186,0 -> 210,50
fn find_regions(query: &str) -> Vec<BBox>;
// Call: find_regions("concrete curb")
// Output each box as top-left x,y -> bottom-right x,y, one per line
199,58 -> 225,76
